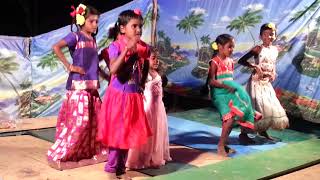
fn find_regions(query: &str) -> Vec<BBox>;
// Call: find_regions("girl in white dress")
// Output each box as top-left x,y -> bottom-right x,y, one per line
126,47 -> 171,169
238,23 -> 289,140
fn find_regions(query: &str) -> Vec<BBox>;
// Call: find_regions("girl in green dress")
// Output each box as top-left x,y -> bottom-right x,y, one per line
209,34 -> 262,156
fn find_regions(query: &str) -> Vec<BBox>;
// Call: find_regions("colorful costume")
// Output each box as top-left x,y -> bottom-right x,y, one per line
246,45 -> 289,131
47,32 -> 107,170
126,73 -> 171,169
97,35 -> 152,173
210,56 -> 259,129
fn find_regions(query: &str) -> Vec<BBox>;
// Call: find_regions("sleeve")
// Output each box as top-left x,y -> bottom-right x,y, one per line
137,40 -> 150,59
107,43 -> 120,61
63,32 -> 77,48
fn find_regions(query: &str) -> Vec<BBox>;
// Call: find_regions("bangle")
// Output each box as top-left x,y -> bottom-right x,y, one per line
68,64 -> 73,72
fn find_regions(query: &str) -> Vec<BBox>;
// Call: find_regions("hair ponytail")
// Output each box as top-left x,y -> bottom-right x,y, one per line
108,22 -> 120,41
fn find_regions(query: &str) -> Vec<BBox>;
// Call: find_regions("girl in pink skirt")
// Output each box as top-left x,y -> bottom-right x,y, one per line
47,4 -> 107,170
97,9 -> 152,178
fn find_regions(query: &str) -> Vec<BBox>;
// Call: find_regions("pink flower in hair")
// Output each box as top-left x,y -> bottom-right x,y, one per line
133,9 -> 142,15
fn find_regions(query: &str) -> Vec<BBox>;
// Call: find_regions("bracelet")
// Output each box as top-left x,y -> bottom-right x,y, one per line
68,64 -> 73,72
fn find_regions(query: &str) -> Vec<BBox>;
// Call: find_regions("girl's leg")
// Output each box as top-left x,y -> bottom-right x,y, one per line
225,126 -> 236,154
218,118 -> 234,157
105,147 -> 118,173
105,148 -> 118,179
116,149 -> 129,176
239,127 -> 255,145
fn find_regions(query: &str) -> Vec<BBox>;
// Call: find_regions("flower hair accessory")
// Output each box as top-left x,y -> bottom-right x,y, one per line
133,9 -> 142,16
211,42 -> 218,50
70,4 -> 87,26
267,22 -> 276,30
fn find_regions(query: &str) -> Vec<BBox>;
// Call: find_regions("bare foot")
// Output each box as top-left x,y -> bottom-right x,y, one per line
239,133 -> 255,145
217,145 -> 228,157
225,145 -> 236,154
117,173 -> 132,180
259,131 -> 274,140
105,172 -> 117,180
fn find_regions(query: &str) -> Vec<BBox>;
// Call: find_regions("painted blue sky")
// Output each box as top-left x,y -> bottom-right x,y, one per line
157,0 -> 315,47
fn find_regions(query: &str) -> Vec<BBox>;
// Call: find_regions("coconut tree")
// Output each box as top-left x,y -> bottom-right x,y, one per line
176,12 -> 204,58
37,52 -> 59,71
289,0 -> 320,22
98,35 -> 112,49
313,16 -> 320,47
37,48 -> 68,71
143,0 -> 160,46
0,56 -> 20,97
151,0 -> 159,46
157,30 -> 166,41
227,10 -> 263,45
200,34 -> 211,47
199,34 -> 211,62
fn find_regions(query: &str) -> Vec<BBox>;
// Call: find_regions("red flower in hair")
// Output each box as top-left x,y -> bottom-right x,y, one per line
133,9 -> 142,15
70,4 -> 86,18
78,7 -> 84,15
70,5 -> 76,17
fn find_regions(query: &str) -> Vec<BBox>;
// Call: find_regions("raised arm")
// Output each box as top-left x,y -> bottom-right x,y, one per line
109,37 -> 138,75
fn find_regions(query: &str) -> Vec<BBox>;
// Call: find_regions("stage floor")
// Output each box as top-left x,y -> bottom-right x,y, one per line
0,113 -> 319,180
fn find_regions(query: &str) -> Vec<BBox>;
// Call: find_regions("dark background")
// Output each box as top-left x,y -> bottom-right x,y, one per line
1,0 -> 132,37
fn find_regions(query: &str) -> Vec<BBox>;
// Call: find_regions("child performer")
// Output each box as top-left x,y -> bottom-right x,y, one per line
126,47 -> 172,169
238,23 -> 289,140
47,4 -> 107,170
209,34 -> 262,156
97,9 -> 152,178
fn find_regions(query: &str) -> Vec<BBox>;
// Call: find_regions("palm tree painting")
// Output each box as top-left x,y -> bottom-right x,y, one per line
37,47 -> 69,71
0,53 -> 20,98
177,12 -> 204,58
144,4 -> 160,28
200,34 -> 211,47
289,0 -> 320,22
144,0 -> 160,46
158,30 -> 166,41
98,35 -> 112,50
227,10 -> 263,45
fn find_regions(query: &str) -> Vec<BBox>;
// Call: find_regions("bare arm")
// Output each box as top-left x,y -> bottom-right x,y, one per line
238,45 -> 261,68
238,51 -> 256,68
52,40 -> 70,70
52,39 -> 85,74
